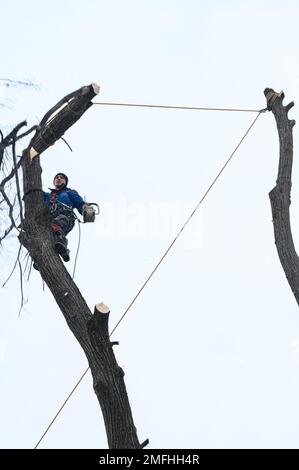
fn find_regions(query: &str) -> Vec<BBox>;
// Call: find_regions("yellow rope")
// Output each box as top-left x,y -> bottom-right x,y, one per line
34,110 -> 263,449
34,368 -> 89,449
110,111 -> 262,335
94,101 -> 263,113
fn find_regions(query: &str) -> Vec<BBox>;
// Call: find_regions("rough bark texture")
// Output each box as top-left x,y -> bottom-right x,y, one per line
20,85 -> 145,448
265,88 -> 299,305
88,305 -> 146,449
29,83 -> 99,159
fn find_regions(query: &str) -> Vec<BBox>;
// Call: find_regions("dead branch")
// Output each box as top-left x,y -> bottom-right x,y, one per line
265,88 -> 299,305
0,121 -> 29,169
1,121 -> 27,146
0,223 -> 14,244
2,244 -> 22,288
0,157 -> 24,190
15,125 -> 39,143
18,258 -> 24,316
0,187 -> 18,232
12,140 -> 24,227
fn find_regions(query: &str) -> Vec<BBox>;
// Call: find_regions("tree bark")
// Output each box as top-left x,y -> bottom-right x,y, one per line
265,88 -> 299,305
20,85 -> 145,448
29,83 -> 100,159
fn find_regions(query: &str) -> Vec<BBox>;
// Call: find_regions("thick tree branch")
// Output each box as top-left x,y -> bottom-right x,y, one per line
39,85 -> 92,127
87,304 -> 142,448
265,88 -> 299,304
28,83 -> 100,159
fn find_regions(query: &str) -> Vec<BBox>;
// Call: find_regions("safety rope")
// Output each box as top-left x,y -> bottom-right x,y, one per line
33,368 -> 89,449
72,219 -> 82,280
110,111 -> 262,335
94,101 -> 264,113
33,109 -> 263,449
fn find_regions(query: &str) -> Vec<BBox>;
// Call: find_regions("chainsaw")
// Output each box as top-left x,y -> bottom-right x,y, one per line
83,202 -> 100,223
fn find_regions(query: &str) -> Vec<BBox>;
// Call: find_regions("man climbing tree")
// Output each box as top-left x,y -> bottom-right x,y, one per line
42,172 -> 84,263
0,83 -> 146,449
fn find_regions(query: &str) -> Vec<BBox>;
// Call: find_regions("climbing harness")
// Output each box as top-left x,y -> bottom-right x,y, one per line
49,199 -> 100,223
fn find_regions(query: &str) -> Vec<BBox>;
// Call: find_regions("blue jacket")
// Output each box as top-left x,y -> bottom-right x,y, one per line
44,188 -> 84,215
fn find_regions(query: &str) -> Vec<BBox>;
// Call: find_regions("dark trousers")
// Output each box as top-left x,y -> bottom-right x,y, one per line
50,208 -> 75,237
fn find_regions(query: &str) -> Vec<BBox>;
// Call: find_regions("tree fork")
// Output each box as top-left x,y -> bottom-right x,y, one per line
21,84 -> 145,448
265,88 -> 299,305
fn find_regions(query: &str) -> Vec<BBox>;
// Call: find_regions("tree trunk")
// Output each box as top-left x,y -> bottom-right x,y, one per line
265,88 -> 299,305
20,85 -> 146,448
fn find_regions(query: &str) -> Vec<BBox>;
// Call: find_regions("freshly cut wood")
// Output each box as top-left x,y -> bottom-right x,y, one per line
96,302 -> 110,314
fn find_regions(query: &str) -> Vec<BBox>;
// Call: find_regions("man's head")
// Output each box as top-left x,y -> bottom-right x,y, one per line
53,173 -> 68,189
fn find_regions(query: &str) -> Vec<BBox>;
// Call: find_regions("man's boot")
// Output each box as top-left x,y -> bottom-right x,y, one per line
54,234 -> 70,262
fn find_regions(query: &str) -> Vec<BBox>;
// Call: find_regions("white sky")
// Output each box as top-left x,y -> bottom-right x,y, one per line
1,0 -> 299,449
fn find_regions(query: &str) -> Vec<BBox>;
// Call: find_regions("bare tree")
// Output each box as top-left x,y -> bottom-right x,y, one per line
1,83 -> 148,449
265,88 -> 299,305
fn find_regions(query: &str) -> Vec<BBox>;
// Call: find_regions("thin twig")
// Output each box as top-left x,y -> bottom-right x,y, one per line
12,139 -> 24,227
18,259 -> 24,317
0,153 -> 25,190
27,258 -> 33,282
1,121 -> 27,147
60,136 -> 73,152
15,125 -> 39,143
23,250 -> 30,274
0,187 -> 18,231
0,223 -> 15,243
2,244 -> 22,287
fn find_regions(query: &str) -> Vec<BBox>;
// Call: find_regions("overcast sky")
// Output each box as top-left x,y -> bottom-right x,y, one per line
2,0 -> 299,449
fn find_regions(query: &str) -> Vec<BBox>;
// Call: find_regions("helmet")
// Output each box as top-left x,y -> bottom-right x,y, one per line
53,173 -> 68,187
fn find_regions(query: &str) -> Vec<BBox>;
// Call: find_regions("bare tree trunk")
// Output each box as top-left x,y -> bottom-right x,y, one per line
265,88 -> 299,305
20,84 -> 146,448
